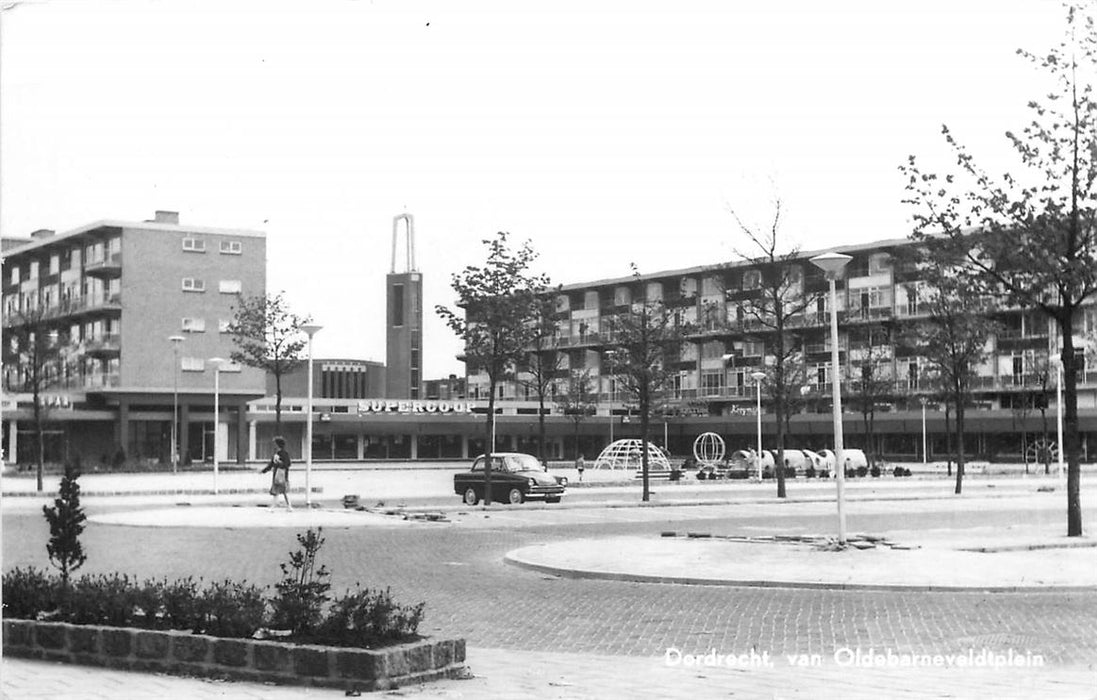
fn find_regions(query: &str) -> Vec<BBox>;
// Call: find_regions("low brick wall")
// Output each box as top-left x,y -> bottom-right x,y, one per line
2,619 -> 466,691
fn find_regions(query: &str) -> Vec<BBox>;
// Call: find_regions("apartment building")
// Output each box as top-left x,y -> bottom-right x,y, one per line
464,237 -> 1097,462
2,211 -> 266,466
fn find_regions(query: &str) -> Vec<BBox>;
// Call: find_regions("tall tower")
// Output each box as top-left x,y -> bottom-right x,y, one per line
385,213 -> 422,399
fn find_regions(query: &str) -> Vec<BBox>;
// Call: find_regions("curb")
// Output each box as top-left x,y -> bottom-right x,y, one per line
3,487 -> 323,498
501,551 -> 1097,594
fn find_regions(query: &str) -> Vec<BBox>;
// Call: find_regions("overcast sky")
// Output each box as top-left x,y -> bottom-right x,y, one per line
0,0 -> 1067,379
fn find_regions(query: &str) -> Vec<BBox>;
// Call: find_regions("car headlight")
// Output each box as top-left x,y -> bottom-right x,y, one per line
528,478 -> 537,488
558,476 -> 568,486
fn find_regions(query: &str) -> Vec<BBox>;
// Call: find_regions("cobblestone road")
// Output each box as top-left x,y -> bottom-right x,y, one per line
5,500 -> 1096,668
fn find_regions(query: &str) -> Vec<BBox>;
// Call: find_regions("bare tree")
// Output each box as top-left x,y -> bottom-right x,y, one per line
723,200 -> 823,497
846,323 -> 896,471
7,306 -> 68,492
900,1 -> 1097,534
227,292 -> 311,437
437,232 -> 550,505
604,267 -> 693,502
515,293 -> 564,462
554,368 -> 598,460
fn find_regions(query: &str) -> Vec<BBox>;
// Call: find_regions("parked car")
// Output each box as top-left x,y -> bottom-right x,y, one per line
454,452 -> 567,505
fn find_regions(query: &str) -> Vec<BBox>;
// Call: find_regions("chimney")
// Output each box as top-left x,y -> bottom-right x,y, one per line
153,210 -> 179,224
30,229 -> 55,240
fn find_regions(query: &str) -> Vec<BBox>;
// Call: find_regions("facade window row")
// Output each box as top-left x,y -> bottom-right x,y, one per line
182,237 -> 244,255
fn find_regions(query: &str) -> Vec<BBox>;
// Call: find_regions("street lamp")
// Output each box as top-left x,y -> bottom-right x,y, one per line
920,396 -> 928,466
1055,355 -> 1064,479
301,323 -> 322,507
810,251 -> 852,544
208,357 -> 226,495
169,335 -> 184,474
751,370 -> 767,480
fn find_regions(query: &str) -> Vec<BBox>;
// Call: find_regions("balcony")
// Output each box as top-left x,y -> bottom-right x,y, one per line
82,372 -> 121,389
84,333 -> 121,358
83,253 -> 122,278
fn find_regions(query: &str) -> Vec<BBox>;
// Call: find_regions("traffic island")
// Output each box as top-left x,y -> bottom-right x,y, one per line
2,619 -> 467,692
505,530 -> 1097,592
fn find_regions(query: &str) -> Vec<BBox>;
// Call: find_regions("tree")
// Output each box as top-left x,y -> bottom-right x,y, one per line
901,1 -> 1097,534
847,323 -> 896,471
604,267 -> 693,502
515,294 -> 564,462
7,306 -> 69,492
723,200 -> 823,498
227,292 -> 311,437
554,369 -> 598,460
906,270 -> 999,495
436,232 -> 550,506
42,462 -> 87,590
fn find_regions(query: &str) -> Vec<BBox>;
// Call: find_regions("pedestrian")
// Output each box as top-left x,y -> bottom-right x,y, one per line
575,454 -> 586,482
261,436 -> 293,511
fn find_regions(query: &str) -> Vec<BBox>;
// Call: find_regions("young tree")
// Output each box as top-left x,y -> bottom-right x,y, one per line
907,273 -> 999,494
554,369 -> 598,460
7,306 -> 68,492
604,267 -> 693,502
515,294 -> 565,462
900,1 -> 1097,533
226,292 -> 311,436
42,462 -> 87,590
724,200 -> 823,498
436,232 -> 550,505
847,323 -> 896,471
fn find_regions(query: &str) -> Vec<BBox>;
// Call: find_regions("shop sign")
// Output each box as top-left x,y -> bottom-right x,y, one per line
357,400 -> 476,415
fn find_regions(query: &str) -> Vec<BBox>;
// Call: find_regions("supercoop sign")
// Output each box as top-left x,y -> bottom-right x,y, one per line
356,400 -> 476,415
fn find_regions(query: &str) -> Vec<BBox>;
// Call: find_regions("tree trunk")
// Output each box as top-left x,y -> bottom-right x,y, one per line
34,399 -> 44,493
484,379 -> 496,506
537,393 -> 547,462
640,386 -> 650,502
945,403 -> 953,477
274,372 -> 284,437
1040,405 -> 1050,475
1060,337 -> 1082,537
954,394 -> 966,495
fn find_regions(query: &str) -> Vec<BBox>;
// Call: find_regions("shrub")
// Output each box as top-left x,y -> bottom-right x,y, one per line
66,573 -> 137,626
161,576 -> 205,632
314,587 -> 425,648
1,567 -> 59,619
270,528 -> 331,635
201,579 -> 267,638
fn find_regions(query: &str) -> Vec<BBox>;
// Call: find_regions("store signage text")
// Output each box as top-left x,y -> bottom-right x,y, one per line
357,400 -> 475,415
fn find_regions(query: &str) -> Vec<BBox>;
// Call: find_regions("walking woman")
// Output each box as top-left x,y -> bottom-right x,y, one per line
262,436 -> 293,511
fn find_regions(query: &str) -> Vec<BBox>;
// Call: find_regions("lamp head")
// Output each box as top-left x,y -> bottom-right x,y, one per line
809,252 -> 853,280
751,371 -> 767,382
301,323 -> 323,337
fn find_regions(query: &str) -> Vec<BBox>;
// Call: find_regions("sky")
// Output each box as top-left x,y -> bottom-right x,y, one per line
0,0 -> 1068,379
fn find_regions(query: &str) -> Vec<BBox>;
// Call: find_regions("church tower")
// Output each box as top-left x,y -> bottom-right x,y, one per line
385,213 -> 422,399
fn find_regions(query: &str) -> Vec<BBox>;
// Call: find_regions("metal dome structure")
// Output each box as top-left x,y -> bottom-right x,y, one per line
593,439 -> 672,471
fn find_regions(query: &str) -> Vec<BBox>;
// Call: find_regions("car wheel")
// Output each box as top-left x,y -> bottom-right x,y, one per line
507,488 -> 525,504
463,487 -> 480,506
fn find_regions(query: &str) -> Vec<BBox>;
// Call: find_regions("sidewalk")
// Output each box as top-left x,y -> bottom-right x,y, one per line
3,647 -> 1095,699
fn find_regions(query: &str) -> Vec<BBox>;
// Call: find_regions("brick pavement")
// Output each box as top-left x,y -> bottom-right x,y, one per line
4,478 -> 1097,697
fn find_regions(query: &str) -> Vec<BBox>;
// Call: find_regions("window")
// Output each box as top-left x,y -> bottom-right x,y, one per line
182,278 -> 205,292
219,280 -> 242,294
220,362 -> 242,373
49,255 -> 60,275
219,319 -> 232,333
219,240 -> 242,255
181,357 -> 205,372
182,238 -> 206,252
701,371 -> 724,395
29,261 -> 39,280
9,267 -> 18,285
743,270 -> 761,290
181,317 -> 206,333
391,284 -> 404,327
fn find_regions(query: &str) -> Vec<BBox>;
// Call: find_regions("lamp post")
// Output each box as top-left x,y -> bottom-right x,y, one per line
208,357 -> 226,495
169,335 -> 184,474
301,323 -> 322,507
1055,355 -> 1064,479
751,370 -> 767,480
920,396 -> 928,466
810,251 -> 852,544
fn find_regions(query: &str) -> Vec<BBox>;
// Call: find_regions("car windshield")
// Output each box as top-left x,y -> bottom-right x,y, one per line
505,454 -> 543,472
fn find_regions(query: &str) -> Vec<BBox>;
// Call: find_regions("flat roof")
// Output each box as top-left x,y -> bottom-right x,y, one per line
6,218 -> 266,256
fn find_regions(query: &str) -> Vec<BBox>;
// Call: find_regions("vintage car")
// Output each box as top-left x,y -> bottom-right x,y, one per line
454,452 -> 567,505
